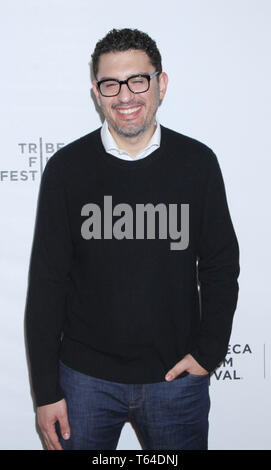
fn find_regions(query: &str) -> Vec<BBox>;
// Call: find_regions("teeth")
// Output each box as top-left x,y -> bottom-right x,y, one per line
117,107 -> 141,115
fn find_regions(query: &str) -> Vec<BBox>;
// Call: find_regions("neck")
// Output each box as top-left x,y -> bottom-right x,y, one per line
108,120 -> 157,158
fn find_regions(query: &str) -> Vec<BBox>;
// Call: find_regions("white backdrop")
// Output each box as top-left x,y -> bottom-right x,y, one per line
0,0 -> 270,450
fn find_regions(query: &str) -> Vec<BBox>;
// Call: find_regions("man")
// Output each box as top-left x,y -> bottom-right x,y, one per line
25,28 -> 240,450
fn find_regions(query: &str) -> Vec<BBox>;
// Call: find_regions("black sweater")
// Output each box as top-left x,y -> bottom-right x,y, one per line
25,125 -> 240,407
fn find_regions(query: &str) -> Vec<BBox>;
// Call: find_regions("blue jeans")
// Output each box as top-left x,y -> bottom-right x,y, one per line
56,361 -> 210,450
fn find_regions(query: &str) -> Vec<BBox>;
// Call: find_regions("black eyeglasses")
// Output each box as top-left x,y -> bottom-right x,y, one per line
97,71 -> 160,97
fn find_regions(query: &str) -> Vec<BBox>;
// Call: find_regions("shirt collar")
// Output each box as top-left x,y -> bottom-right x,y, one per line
100,119 -> 161,160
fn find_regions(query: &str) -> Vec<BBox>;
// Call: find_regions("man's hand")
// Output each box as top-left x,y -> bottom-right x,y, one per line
37,398 -> 70,450
165,354 -> 208,381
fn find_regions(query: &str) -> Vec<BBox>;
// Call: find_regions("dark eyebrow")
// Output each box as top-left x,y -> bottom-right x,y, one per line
98,76 -> 117,82
97,72 -> 149,82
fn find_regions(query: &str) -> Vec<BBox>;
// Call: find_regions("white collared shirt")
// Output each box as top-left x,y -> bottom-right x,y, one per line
100,119 -> 161,161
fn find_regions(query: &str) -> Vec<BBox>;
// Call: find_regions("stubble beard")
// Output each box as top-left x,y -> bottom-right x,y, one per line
101,95 -> 160,139
108,114 -> 155,138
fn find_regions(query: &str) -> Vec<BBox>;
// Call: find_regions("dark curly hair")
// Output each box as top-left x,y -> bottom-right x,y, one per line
91,28 -> 162,79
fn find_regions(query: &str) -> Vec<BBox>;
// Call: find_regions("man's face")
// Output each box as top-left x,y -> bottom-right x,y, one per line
92,49 -> 168,138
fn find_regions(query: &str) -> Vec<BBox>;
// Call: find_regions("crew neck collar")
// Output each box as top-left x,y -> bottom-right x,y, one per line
95,124 -> 168,170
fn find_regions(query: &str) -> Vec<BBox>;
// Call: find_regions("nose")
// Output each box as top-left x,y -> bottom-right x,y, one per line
117,82 -> 135,103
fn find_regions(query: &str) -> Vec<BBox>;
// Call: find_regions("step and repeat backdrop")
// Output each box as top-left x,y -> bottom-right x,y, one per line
0,0 -> 270,450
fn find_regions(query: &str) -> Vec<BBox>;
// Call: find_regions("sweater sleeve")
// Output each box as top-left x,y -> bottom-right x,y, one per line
25,154 -> 74,407
192,152 -> 240,372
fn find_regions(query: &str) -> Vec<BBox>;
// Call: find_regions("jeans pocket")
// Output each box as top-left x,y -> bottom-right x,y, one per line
188,372 -> 209,379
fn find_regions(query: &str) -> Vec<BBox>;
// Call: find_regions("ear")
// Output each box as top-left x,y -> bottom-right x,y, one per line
158,72 -> 168,101
92,80 -> 101,107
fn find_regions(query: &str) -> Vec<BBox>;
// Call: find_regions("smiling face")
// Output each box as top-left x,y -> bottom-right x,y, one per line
92,49 -> 168,140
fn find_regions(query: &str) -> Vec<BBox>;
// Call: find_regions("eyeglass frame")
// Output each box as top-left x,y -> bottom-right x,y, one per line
96,71 -> 160,97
